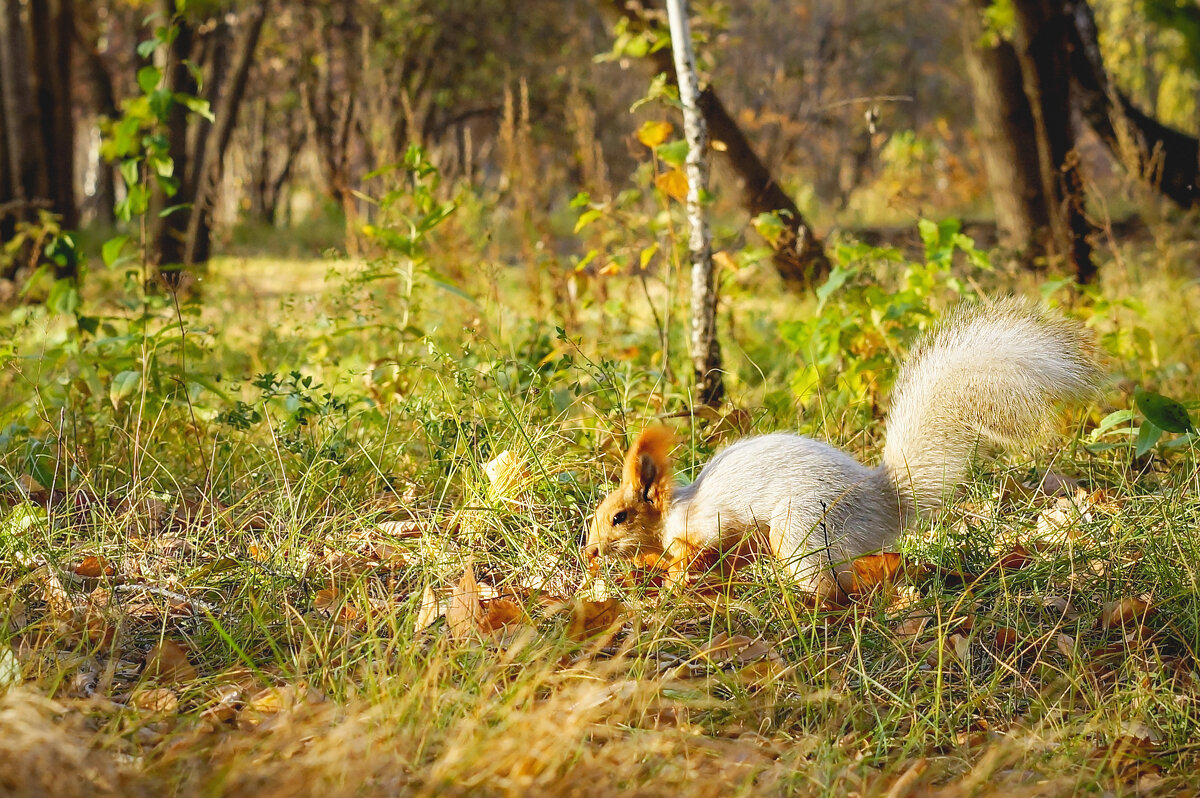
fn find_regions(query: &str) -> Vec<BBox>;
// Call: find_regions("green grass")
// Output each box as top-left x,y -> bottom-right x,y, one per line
1,238 -> 1199,797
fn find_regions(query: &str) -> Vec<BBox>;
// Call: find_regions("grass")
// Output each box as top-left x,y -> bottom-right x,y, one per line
1,232 -> 1199,796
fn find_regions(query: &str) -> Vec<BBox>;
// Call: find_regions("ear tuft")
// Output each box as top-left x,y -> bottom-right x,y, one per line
622,425 -> 674,510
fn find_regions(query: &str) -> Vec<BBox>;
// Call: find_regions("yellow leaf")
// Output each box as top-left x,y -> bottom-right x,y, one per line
636,120 -> 674,148
567,597 -> 624,641
712,250 -> 738,273
654,168 -> 689,201
446,565 -> 484,640
414,584 -> 441,633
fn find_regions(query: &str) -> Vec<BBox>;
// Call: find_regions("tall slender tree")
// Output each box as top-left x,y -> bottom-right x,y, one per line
665,0 -> 722,407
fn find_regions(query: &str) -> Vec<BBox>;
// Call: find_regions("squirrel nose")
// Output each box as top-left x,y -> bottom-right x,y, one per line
582,541 -> 602,560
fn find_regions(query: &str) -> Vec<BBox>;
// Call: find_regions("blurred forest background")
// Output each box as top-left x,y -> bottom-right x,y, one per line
2,0 -> 1199,288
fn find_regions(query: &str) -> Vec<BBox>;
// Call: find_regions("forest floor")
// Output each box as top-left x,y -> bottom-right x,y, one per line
1,239 -> 1199,797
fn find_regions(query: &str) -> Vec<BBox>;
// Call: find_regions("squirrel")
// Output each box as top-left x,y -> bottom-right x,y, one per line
583,299 -> 1101,594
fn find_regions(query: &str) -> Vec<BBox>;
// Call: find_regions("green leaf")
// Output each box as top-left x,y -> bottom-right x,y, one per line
1134,421 -> 1163,457
46,280 -> 80,316
136,38 -> 160,59
102,235 -> 130,268
178,94 -> 214,122
137,65 -> 162,94
815,265 -> 854,311
574,209 -> 602,234
110,370 -> 142,409
1134,386 -> 1195,434
655,140 -> 689,168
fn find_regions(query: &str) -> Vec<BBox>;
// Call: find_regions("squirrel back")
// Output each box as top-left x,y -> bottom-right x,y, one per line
881,299 -> 1100,520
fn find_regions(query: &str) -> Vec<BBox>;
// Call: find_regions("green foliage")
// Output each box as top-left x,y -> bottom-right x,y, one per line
777,219 -> 990,431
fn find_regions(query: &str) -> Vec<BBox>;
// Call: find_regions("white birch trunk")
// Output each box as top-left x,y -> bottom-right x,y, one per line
665,0 -> 723,406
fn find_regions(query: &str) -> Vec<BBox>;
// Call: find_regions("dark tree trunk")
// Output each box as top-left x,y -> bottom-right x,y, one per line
1011,0 -> 1095,283
959,0 -> 1049,258
29,0 -> 77,231
1066,0 -> 1200,208
602,0 -> 830,290
184,0 -> 268,264
0,34 -> 13,246
0,0 -> 54,279
150,1 -> 196,275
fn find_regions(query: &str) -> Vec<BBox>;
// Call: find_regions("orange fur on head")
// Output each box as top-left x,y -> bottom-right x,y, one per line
583,425 -> 676,560
622,425 -> 674,511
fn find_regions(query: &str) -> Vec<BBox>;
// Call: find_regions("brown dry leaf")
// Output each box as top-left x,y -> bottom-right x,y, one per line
735,658 -> 786,687
236,684 -> 323,730
480,597 -> 524,633
654,168 -> 688,201
698,632 -> 754,665
1100,597 -> 1153,630
567,597 -> 624,642
1056,632 -> 1076,657
73,556 -> 114,578
37,564 -> 75,619
1043,594 -> 1079,620
882,757 -> 929,798
144,640 -> 198,684
996,544 -> 1032,571
314,586 -> 359,623
636,120 -> 674,148
894,613 -> 930,639
992,627 -> 1019,654
129,687 -> 179,713
446,565 -> 484,640
414,584 -> 442,633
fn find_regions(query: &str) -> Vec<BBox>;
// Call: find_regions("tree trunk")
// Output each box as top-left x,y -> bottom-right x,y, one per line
0,33 -> 13,246
79,20 -> 119,226
959,0 -> 1048,258
1066,0 -> 1200,208
150,0 -> 197,275
666,0 -> 723,408
29,0 -> 77,231
184,0 -> 268,265
0,0 -> 52,211
602,0 -> 830,290
1011,0 -> 1095,283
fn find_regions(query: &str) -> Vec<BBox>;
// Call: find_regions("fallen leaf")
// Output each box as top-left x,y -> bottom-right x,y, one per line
144,640 -> 198,684
1100,597 -> 1153,630
446,565 -> 484,640
130,687 -> 179,713
483,450 -> 529,500
567,597 -> 624,642
1056,632 -> 1076,657
996,545 -> 1031,571
895,613 -> 930,639
414,584 -> 441,633
37,565 -> 74,618
993,627 -> 1019,653
883,757 -> 929,798
73,556 -> 114,578
480,597 -> 524,632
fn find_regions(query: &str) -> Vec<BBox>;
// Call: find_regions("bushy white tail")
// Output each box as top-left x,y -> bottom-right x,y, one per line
881,299 -> 1100,517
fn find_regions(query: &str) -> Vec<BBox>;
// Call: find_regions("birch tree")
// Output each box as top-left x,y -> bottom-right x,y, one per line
665,0 -> 723,407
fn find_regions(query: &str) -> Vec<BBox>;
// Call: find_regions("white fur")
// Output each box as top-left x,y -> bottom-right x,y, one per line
661,299 -> 1099,589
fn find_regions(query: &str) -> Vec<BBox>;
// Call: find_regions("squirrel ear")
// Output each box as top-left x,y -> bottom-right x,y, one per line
622,426 -> 674,509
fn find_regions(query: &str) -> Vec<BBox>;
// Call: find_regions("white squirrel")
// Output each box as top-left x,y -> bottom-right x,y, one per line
584,299 -> 1101,593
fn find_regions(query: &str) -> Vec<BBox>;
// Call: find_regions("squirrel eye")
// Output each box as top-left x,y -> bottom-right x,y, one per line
611,510 -> 628,526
